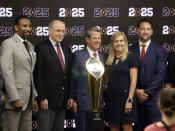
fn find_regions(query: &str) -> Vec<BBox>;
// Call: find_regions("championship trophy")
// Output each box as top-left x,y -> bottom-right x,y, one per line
85,57 -> 105,131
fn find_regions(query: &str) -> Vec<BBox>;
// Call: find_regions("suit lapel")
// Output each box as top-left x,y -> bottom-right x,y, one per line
82,48 -> 90,63
98,51 -> 105,64
142,42 -> 153,65
26,40 -> 36,67
13,34 -> 32,64
47,39 -> 65,73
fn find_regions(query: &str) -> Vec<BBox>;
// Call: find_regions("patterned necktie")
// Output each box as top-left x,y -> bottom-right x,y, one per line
23,41 -> 32,62
93,52 -> 97,58
141,44 -> 146,64
56,44 -> 65,72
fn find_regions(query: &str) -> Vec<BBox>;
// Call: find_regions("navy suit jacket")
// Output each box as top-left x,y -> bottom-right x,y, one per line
71,48 -> 106,111
129,42 -> 167,99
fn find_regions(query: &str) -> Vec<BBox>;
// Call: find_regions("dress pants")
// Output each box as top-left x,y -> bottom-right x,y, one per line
75,111 -> 86,131
38,109 -> 65,131
2,99 -> 32,131
134,101 -> 161,131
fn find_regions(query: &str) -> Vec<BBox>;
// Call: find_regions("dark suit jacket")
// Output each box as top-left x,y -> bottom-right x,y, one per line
129,42 -> 167,99
71,48 -> 106,111
34,38 -> 72,110
166,52 -> 175,87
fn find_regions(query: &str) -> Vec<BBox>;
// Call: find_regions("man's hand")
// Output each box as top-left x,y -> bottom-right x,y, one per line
13,99 -> 23,111
40,99 -> 48,111
67,99 -> 74,110
136,89 -> 149,103
1,94 -> 6,100
33,100 -> 39,114
72,102 -> 77,114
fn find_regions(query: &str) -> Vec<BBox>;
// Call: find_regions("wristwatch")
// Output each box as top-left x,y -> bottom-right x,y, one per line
127,98 -> 133,103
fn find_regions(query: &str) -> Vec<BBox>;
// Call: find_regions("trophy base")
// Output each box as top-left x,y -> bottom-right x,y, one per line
85,111 -> 104,131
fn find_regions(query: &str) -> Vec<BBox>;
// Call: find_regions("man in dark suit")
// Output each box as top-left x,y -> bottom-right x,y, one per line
129,18 -> 167,131
71,26 -> 106,131
34,20 -> 73,131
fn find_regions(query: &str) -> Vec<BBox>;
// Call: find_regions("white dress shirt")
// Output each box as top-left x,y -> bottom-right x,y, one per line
139,39 -> 151,56
87,46 -> 100,60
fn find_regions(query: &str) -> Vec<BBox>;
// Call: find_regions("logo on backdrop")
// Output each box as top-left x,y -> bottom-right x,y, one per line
0,7 -> 13,17
94,7 -> 119,17
30,26 -> 85,36
58,8 -> 85,17
0,26 -> 13,36
23,7 -> 49,17
31,26 -> 49,36
162,25 -> 175,35
128,25 -> 136,35
128,7 -> 153,17
162,43 -> 175,53
71,45 -> 85,53
96,26 -> 119,35
66,26 -> 85,36
162,7 -> 175,16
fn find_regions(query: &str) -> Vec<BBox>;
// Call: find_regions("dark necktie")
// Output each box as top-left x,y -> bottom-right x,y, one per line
56,44 -> 65,72
23,41 -> 32,62
141,44 -> 146,64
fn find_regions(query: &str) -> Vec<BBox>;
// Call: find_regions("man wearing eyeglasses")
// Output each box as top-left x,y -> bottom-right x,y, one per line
34,20 -> 73,131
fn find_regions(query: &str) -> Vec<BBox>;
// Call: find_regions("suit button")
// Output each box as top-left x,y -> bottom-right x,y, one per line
62,87 -> 65,90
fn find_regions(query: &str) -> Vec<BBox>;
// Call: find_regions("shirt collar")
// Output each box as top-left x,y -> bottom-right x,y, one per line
139,39 -> 151,47
15,33 -> 25,43
86,46 -> 98,56
49,37 -> 60,47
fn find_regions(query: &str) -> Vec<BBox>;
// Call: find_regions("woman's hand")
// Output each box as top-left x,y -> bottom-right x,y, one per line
125,101 -> 132,114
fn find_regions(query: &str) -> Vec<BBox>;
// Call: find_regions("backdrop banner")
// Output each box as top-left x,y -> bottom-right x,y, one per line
0,0 -> 175,130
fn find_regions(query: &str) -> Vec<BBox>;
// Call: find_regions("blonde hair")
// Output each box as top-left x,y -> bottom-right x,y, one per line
106,31 -> 129,65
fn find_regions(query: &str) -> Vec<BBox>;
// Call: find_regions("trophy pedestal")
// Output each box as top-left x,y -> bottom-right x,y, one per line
85,111 -> 104,131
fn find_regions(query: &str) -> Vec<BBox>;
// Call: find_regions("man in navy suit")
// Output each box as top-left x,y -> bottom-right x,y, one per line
129,18 -> 167,131
71,26 -> 106,131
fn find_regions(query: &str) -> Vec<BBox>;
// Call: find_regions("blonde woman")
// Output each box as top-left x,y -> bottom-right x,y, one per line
105,31 -> 138,131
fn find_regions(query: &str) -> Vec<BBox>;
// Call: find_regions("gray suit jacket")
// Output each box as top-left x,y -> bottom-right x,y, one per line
0,65 -> 4,91
0,33 -> 37,111
0,65 -> 5,107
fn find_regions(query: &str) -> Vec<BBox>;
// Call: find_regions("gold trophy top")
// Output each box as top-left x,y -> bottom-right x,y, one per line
86,57 -> 104,79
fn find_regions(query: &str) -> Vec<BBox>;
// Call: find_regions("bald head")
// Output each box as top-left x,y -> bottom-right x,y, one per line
49,20 -> 65,30
49,20 -> 66,43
